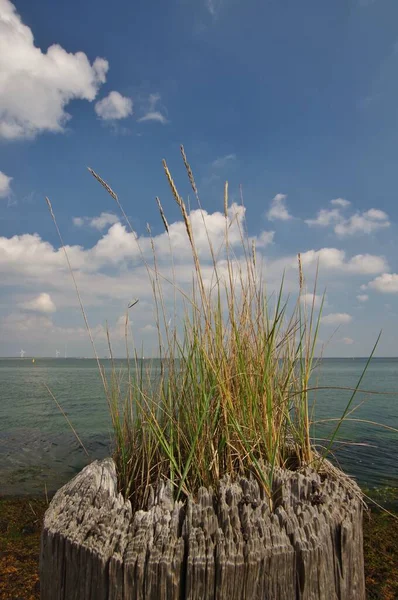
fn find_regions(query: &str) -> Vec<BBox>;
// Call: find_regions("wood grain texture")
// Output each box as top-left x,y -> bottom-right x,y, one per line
40,458 -> 365,599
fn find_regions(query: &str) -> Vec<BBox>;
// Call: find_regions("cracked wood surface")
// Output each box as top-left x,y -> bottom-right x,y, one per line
40,458 -> 365,599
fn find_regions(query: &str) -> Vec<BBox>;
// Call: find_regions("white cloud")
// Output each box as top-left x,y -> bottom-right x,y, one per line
356,294 -> 368,302
306,199 -> 390,236
140,324 -> 157,333
2,312 -> 54,334
299,248 -> 387,275
0,0 -> 108,140
321,313 -> 352,325
266,193 -> 292,221
1,311 -> 107,343
138,112 -> 167,124
368,273 -> 398,294
0,195 -> 390,356
346,253 -> 387,274
151,202 -> 248,261
0,203 -> 272,310
92,222 -> 140,264
365,208 -> 387,220
305,208 -> 341,227
212,154 -> 236,168
335,209 -> 390,236
0,170 -> 12,198
330,198 -> 350,208
341,337 -> 354,345
0,231 -> 90,278
94,91 -> 133,121
20,292 -> 56,313
0,202 -> 250,282
300,293 -> 324,308
138,93 -> 168,124
74,212 -> 119,231
89,212 -> 119,230
255,230 -> 274,248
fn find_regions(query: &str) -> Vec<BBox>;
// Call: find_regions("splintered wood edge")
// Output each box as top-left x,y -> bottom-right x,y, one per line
40,458 -> 365,600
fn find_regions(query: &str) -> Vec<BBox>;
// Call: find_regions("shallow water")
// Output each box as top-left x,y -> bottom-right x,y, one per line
0,357 -> 397,502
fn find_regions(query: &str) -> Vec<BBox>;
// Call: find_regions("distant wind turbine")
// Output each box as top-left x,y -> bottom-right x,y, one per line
20,349 -> 26,358
55,349 -> 61,358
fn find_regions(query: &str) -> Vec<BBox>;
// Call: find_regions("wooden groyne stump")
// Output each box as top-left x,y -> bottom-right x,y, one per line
40,458 -> 365,599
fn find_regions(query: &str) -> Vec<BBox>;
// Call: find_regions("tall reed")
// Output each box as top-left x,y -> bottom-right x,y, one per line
87,148 -> 328,511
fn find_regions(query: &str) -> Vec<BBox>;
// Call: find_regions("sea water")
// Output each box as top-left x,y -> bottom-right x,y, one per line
0,357 -> 397,504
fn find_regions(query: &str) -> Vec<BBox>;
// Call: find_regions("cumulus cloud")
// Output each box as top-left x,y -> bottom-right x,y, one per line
254,230 -> 274,248
0,226 -> 387,310
341,337 -> 354,345
321,313 -> 352,325
305,208 -> 341,227
95,91 -> 133,121
300,293 -> 324,308
0,0 -> 108,140
0,231 -> 90,279
299,248 -> 387,275
330,198 -> 350,208
0,170 -> 12,198
73,212 -> 119,230
266,194 -> 292,221
20,292 -> 56,313
356,294 -> 368,302
150,202 -> 248,261
0,204 -> 252,352
0,197 -> 390,355
140,324 -> 157,333
138,93 -> 168,124
0,202 -> 250,284
367,273 -> 398,293
364,209 -> 386,220
89,212 -> 119,230
92,222 -> 140,264
335,209 -> 390,236
306,198 -> 390,236
212,154 -> 236,168
345,253 -> 387,274
1,311 -> 107,344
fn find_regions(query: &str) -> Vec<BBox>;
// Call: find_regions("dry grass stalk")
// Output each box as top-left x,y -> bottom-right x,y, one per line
180,144 -> 198,197
87,167 -> 118,201
156,196 -> 169,233
224,181 -> 229,217
49,147 -> 380,513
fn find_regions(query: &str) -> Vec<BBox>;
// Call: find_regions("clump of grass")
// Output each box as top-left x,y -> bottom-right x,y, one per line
87,148 -> 328,512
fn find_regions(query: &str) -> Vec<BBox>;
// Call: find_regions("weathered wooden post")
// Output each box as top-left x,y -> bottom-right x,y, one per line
40,457 -> 365,599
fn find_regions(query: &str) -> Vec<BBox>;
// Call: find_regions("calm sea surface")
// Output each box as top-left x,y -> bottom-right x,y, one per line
0,358 -> 397,505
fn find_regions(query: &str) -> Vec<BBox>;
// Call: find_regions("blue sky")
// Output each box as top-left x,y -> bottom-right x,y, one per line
1,0 -> 398,357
